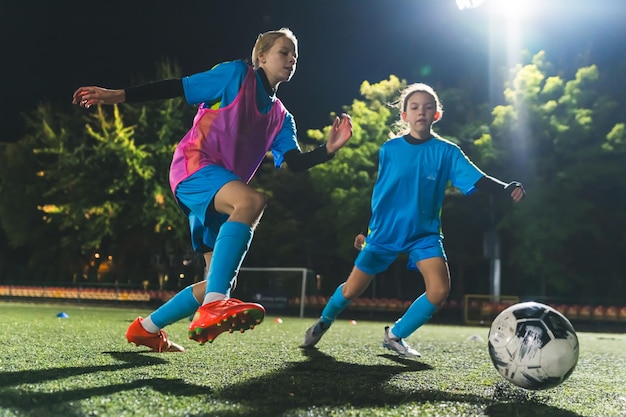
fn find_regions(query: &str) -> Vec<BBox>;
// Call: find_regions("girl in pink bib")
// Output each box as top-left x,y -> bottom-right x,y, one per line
73,28 -> 353,351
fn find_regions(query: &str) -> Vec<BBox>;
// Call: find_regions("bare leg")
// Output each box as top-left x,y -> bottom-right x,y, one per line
201,181 -> 266,302
390,257 -> 449,339
320,266 -> 375,323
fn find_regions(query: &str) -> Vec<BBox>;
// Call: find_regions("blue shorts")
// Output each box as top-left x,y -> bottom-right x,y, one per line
175,164 -> 240,253
354,234 -> 447,275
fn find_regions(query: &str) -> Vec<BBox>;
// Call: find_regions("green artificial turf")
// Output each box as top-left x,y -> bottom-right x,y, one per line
0,302 -> 624,416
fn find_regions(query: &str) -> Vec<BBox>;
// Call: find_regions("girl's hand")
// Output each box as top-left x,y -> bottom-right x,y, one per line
72,86 -> 125,108
505,181 -> 526,202
326,113 -> 353,154
354,233 -> 366,251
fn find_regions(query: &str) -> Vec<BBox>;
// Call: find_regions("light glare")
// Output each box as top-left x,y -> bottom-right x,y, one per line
457,0 -> 486,10
490,0 -> 535,20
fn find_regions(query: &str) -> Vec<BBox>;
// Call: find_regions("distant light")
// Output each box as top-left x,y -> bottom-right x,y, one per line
457,0 -> 486,10
38,204 -> 61,214
490,0 -> 535,20
458,0 -> 537,20
420,65 -> 432,77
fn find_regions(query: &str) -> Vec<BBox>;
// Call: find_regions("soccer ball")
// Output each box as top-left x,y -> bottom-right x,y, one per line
487,301 -> 579,390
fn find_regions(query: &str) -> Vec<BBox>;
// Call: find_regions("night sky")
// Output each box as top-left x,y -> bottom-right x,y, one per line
2,0 -> 625,142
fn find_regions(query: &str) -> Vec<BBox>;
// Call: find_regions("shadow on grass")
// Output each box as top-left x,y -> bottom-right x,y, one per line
0,352 -> 168,389
485,403 -> 583,417
0,352 -> 208,416
482,381 -> 583,417
0,349 -> 584,417
195,348 -> 585,417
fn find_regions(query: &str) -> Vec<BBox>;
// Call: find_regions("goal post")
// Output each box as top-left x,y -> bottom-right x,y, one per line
238,267 -> 315,318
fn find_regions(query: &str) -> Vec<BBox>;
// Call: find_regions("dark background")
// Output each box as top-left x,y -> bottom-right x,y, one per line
2,0 -> 625,142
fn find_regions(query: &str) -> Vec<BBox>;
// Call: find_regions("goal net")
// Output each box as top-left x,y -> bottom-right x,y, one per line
233,267 -> 316,317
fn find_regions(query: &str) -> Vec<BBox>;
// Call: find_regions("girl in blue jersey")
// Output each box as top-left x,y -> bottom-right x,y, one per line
303,83 -> 524,357
73,28 -> 352,352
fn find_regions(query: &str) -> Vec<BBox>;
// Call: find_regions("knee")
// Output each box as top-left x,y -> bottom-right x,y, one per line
191,281 -> 206,303
232,191 -> 267,224
426,285 -> 450,306
340,283 -> 355,300
340,281 -> 367,301
252,191 -> 268,210
246,191 -> 267,216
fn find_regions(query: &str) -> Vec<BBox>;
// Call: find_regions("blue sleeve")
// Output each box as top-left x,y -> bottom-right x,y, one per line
377,145 -> 386,177
271,111 -> 300,168
449,147 -> 485,195
182,60 -> 248,106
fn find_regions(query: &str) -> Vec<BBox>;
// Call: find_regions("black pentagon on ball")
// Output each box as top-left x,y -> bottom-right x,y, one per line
515,320 -> 552,350
543,310 -> 577,339
511,303 -> 547,320
511,303 -> 577,340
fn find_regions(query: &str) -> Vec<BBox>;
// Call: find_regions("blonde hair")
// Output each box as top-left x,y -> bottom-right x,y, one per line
392,83 -> 444,136
251,28 -> 298,69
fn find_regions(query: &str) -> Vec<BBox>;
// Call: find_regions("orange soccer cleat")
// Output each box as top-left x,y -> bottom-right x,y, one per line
126,317 -> 185,353
188,298 -> 265,345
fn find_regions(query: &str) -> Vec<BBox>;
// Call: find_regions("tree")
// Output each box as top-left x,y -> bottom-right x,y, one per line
4,52 -> 626,305
0,61 -> 194,287
484,51 -> 626,301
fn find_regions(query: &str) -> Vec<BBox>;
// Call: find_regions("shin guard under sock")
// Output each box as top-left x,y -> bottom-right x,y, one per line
320,284 -> 351,325
390,293 -> 438,339
205,221 -> 253,297
149,285 -> 201,329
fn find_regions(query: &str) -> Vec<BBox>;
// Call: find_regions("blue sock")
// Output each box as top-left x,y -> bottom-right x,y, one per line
206,221 -> 253,295
149,286 -> 201,329
320,284 -> 350,325
391,293 -> 439,339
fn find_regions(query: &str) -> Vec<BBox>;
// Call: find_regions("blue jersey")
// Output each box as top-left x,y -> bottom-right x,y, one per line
182,60 -> 299,168
366,135 -> 484,251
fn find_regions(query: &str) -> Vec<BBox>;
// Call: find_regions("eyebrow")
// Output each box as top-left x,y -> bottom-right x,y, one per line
408,101 -> 436,106
280,47 -> 297,57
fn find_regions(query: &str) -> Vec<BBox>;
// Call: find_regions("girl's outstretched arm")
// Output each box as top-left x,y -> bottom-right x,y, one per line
72,79 -> 184,108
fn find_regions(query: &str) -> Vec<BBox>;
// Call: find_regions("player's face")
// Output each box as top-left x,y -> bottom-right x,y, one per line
258,36 -> 297,89
401,92 -> 438,139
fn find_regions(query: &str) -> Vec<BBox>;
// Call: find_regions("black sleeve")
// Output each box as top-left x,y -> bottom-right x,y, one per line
283,145 -> 334,172
124,79 -> 184,103
475,175 -> 524,196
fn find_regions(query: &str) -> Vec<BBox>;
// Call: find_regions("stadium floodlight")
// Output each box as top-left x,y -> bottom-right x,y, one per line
457,0 -> 537,19
456,0 -> 487,10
